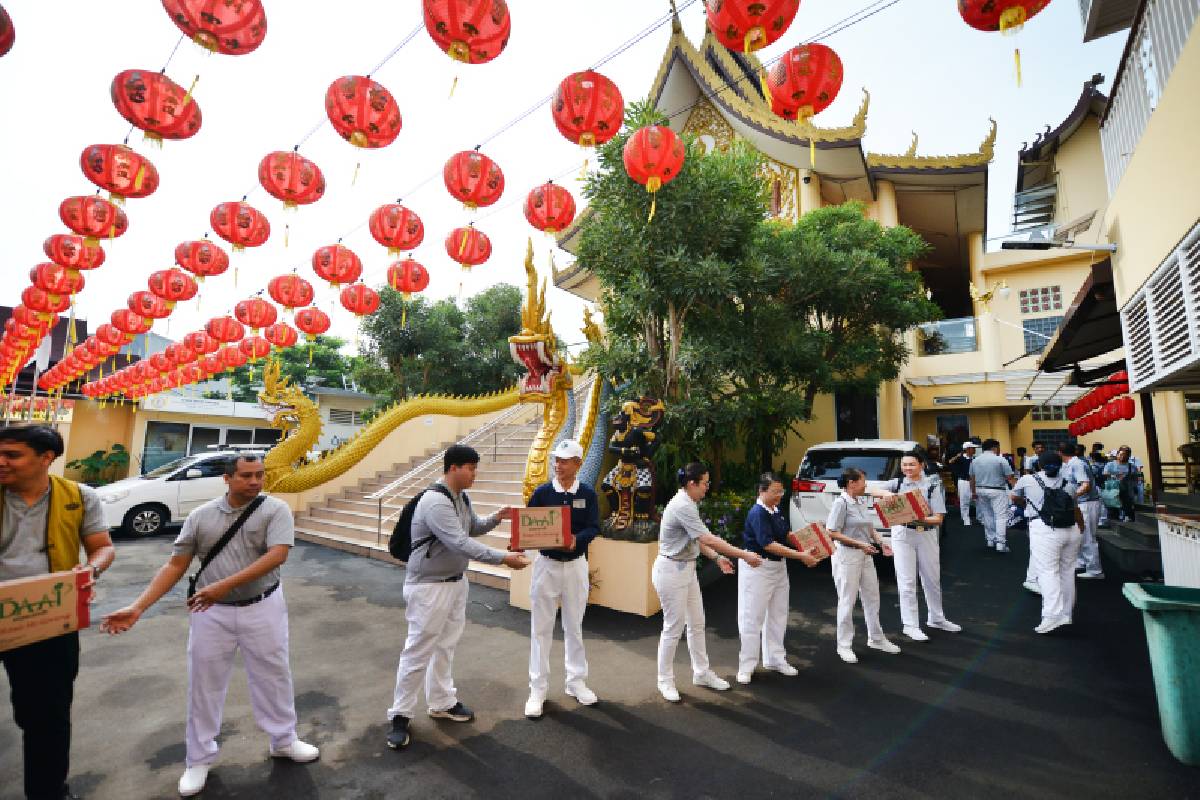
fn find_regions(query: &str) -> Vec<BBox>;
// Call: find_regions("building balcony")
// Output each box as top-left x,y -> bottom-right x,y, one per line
917,317 -> 979,357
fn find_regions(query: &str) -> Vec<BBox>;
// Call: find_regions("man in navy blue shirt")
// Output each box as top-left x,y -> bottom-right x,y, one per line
524,439 -> 601,719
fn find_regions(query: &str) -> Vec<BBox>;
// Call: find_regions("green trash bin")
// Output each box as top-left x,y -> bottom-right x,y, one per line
1123,582 -> 1200,766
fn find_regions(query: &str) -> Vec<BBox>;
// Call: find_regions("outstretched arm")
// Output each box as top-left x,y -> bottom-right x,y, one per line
101,554 -> 192,634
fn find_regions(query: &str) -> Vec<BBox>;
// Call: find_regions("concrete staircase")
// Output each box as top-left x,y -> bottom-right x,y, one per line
293,415 -> 538,589
1096,492 -> 1200,578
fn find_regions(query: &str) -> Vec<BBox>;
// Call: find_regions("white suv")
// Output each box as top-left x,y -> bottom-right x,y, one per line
94,448 -> 263,536
789,440 -> 926,535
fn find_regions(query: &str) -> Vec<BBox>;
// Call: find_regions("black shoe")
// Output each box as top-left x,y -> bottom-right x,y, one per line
386,716 -> 411,750
429,701 -> 474,722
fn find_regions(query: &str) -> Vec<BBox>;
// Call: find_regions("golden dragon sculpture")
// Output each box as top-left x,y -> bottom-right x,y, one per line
257,238 -> 580,496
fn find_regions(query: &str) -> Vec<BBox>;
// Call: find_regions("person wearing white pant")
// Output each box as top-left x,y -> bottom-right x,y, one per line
970,439 -> 1016,551
1060,443 -> 1105,579
825,468 -> 901,663
736,474 -> 821,684
883,452 -> 961,641
523,439 -> 601,719
653,463 -> 763,702
1011,454 -> 1083,634
101,454 -> 319,798
948,441 -> 977,525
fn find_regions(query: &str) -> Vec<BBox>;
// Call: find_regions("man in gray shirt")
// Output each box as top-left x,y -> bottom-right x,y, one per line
969,439 -> 1016,552
386,445 -> 529,750
102,454 -> 318,797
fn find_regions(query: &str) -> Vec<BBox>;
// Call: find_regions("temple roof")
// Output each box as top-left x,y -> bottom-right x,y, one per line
866,119 -> 997,173
1016,75 -> 1108,193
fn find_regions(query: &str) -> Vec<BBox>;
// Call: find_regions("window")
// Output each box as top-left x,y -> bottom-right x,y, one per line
328,408 -> 365,425
1019,285 -> 1062,314
936,414 -> 971,451
1031,405 -> 1068,421
1023,315 -> 1063,353
143,422 -> 189,473
799,450 -> 901,482
1033,428 -> 1075,453
834,391 -> 879,441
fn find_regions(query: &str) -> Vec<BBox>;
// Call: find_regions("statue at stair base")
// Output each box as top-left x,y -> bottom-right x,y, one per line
600,395 -> 665,543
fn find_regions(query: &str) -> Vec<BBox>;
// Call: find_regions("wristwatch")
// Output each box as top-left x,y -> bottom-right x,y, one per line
88,563 -> 101,581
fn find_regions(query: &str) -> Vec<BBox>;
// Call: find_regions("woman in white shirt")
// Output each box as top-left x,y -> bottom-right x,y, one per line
1011,452 -> 1081,634
653,462 -> 763,703
825,467 -> 901,664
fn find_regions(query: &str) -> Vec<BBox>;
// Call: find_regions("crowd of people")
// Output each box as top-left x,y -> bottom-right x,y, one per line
0,422 -> 1136,799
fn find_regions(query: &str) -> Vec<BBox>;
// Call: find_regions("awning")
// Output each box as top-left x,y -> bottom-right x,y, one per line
1038,257 -> 1122,372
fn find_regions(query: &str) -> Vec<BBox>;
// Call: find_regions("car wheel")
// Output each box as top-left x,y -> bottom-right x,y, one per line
123,505 -> 167,537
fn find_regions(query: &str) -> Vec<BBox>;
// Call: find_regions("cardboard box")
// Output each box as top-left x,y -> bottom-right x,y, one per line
510,506 -> 574,551
0,569 -> 91,653
874,490 -> 933,528
788,523 -> 834,563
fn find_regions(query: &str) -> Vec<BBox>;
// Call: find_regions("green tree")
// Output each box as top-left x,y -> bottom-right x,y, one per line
226,335 -> 353,402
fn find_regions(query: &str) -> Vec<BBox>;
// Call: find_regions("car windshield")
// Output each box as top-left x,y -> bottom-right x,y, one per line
799,450 -> 901,482
141,456 -> 200,479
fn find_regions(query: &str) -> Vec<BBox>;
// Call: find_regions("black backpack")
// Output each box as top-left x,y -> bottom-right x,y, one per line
389,483 -> 466,561
1032,476 -> 1077,528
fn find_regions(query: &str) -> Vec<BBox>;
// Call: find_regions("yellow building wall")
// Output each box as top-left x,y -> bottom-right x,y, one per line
1051,116 -> 1109,228
776,393 -> 838,473
1103,27 -> 1200,306
60,402 -> 137,482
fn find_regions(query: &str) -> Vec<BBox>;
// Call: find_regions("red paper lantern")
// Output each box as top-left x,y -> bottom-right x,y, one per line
80,144 -> 160,202
110,69 -> 202,143
268,274 -> 315,310
200,353 -> 224,376
325,75 -> 402,149
239,335 -> 271,361
175,238 -> 230,279
443,150 -> 504,209
234,297 -> 277,331
551,70 -> 624,147
128,290 -> 172,319
294,307 -> 331,338
59,196 -> 129,245
424,0 -> 511,64
1120,396 -> 1136,420
30,263 -> 84,296
258,150 -> 326,208
369,204 -> 424,255
148,268 -> 199,304
445,225 -> 491,269
96,323 -> 131,348
21,287 -> 71,315
958,0 -> 1051,32
44,234 -> 105,271
165,342 -> 197,366
183,330 -> 219,356
206,316 -> 245,343
767,43 -> 844,121
524,182 -> 576,233
263,322 -> 299,349
112,309 -> 152,336
340,283 -> 380,317
623,125 -> 686,219
161,0 -> 267,55
149,352 -> 173,375
705,0 -> 800,52
387,258 -> 430,299
312,244 -> 363,287
210,201 -> 270,251
0,4 -> 14,58
220,345 -> 248,370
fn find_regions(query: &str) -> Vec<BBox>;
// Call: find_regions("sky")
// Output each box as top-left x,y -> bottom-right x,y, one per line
0,1 -> 1128,368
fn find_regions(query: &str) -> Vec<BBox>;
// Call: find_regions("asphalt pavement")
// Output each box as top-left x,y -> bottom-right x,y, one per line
2,514 -> 1196,799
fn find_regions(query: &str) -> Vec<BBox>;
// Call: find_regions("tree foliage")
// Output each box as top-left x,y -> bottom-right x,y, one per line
225,335 -> 354,402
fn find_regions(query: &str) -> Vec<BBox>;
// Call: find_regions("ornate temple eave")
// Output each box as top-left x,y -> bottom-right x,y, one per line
866,118 -> 997,172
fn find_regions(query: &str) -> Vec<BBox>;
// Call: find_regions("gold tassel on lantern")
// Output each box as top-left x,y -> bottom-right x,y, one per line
646,177 -> 661,223
999,7 -> 1028,88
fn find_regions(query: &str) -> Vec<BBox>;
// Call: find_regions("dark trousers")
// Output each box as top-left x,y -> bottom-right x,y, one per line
1,631 -> 79,800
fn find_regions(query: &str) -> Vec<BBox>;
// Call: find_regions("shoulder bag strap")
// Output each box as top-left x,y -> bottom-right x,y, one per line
413,483 -> 456,558
189,496 -> 266,594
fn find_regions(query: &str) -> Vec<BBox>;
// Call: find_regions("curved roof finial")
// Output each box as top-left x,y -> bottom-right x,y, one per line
669,0 -> 683,34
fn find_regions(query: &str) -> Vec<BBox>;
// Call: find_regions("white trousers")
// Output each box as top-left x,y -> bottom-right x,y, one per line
831,545 -> 884,649
976,488 -> 1011,545
529,554 -> 590,694
957,479 -> 973,522
388,579 -> 468,720
652,555 -> 709,684
185,588 -> 298,767
736,559 -> 790,673
891,528 -> 947,628
1029,519 -> 1082,621
1077,500 -> 1103,574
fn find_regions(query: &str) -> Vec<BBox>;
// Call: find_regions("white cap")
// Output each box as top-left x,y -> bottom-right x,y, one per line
962,441 -> 978,450
553,439 -> 584,460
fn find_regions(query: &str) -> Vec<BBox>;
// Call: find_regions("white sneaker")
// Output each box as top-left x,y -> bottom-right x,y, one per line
927,620 -> 962,633
995,543 -> 1011,553
735,671 -> 753,684
1078,571 -> 1105,580
565,683 -> 598,706
1035,616 -> 1070,634
836,647 -> 858,664
270,739 -> 320,762
693,670 -> 731,691
658,682 -> 681,703
764,662 -> 798,677
178,765 -> 210,797
903,626 -> 929,641
524,692 -> 546,718
1022,580 -> 1042,595
867,638 -> 902,654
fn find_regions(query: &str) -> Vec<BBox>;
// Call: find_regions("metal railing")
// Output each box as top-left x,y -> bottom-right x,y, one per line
1101,0 -> 1199,194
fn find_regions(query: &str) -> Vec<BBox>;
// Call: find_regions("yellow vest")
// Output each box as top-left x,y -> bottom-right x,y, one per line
0,475 -> 86,573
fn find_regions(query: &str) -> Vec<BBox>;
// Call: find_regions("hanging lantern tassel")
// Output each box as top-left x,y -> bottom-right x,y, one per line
351,161 -> 361,186
999,7 -> 1027,88
758,69 -> 772,108
182,74 -> 200,107
459,227 -> 471,257
646,177 -> 661,223
1014,48 -> 1023,88
308,342 -> 314,366
133,164 -> 146,193
284,223 -> 290,249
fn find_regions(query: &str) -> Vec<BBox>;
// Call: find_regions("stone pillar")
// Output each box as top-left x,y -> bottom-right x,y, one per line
875,179 -> 899,228
799,169 -> 822,216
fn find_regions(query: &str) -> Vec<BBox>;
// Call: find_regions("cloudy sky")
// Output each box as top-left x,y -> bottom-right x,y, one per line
0,1 -> 1125,363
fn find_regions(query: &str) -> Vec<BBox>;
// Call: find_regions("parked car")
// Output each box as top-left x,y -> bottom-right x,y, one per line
94,447 -> 265,536
789,439 -> 926,536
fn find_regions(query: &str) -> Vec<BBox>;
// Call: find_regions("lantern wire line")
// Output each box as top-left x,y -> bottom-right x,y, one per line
367,22 -> 425,77
160,33 -> 187,73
